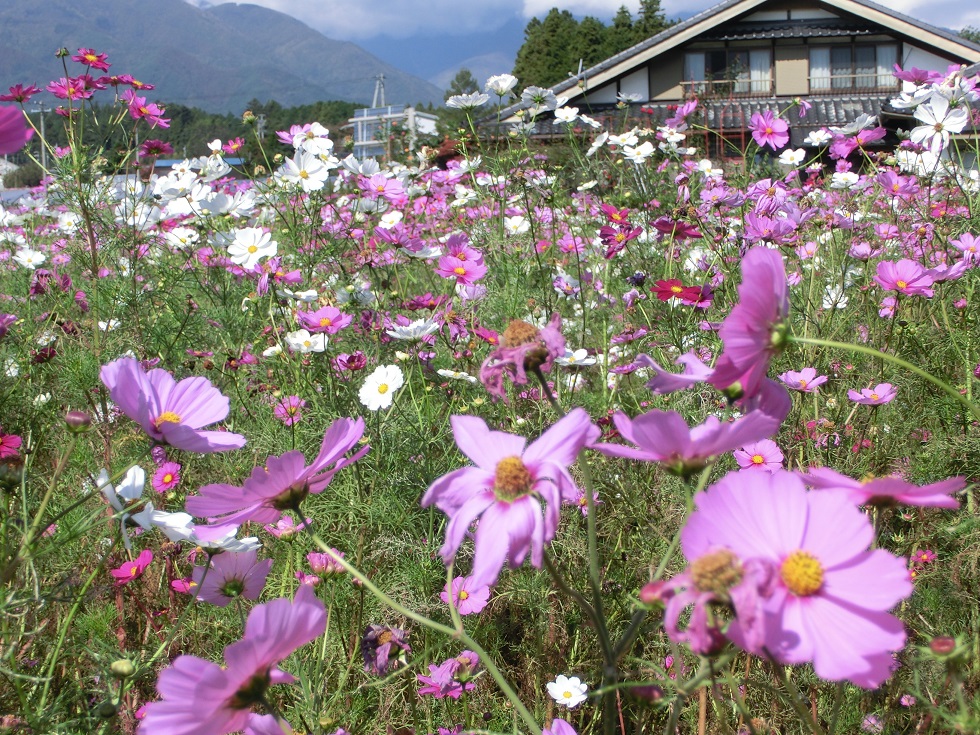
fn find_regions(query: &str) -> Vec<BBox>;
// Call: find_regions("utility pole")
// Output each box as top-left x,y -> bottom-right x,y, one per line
256,114 -> 267,141
28,103 -> 49,170
372,75 -> 386,108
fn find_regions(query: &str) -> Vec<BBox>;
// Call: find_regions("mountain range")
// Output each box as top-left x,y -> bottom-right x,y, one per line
0,0 -> 447,113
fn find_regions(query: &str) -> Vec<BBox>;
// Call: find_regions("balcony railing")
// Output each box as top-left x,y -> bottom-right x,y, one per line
680,78 -> 774,97
808,74 -> 900,93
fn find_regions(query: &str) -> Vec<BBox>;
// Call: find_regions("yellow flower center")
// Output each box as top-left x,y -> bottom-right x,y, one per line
153,411 -> 182,429
319,317 -> 333,327
780,550 -> 824,596
896,280 -> 907,289
494,456 -> 533,502
690,548 -> 743,594
162,473 -> 174,484
459,590 -> 469,600
299,170 -> 309,179
870,393 -> 879,401
751,454 -> 765,465
247,245 -> 258,254
377,383 -> 389,394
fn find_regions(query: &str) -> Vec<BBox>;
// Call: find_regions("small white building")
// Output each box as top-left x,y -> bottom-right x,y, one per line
350,105 -> 438,160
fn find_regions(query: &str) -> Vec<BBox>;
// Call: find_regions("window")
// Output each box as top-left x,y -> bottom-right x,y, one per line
684,49 -> 772,95
809,44 -> 897,91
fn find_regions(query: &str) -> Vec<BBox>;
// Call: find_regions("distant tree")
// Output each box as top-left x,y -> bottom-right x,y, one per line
962,26 -> 980,43
513,9 -> 580,89
632,0 -> 670,44
444,69 -> 480,101
606,6 -> 636,56
577,16 -> 612,68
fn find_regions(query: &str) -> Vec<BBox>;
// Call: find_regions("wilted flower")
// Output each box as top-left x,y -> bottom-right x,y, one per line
361,624 -> 410,675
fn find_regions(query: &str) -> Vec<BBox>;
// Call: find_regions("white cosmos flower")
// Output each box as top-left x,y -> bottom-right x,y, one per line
911,95 -> 970,155
13,248 -> 45,270
554,106 -> 579,123
386,318 -> 439,341
131,503 -> 259,552
803,129 -> 833,146
277,149 -> 331,192
227,227 -> 277,270
485,73 -> 518,97
547,675 -> 588,708
437,369 -> 478,384
556,348 -> 597,367
503,215 -> 530,236
98,465 -> 145,551
446,92 -> 490,110
778,148 -> 807,166
285,329 -> 326,354
586,132 -> 608,157
359,364 -> 404,411
623,141 -> 655,164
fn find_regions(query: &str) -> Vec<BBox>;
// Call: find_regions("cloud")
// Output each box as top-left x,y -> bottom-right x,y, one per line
521,0 -> 641,18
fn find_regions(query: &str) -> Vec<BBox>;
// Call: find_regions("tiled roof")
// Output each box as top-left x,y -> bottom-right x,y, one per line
699,19 -> 881,41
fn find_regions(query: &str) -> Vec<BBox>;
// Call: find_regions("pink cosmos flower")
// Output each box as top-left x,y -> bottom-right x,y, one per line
435,255 -> 488,285
950,233 -> 980,264
733,439 -> 784,472
100,357 -> 246,453
709,247 -> 790,397
847,383 -> 897,405
273,396 -> 306,426
0,430 -> 23,459
0,84 -> 42,104
635,352 -> 713,395
801,467 -> 963,509
122,90 -> 170,128
0,106 -> 33,155
186,417 -> 369,526
110,549 -> 153,586
688,470 -> 910,688
441,575 -> 491,615
152,462 -> 182,493
778,367 -> 828,393
417,657 -> 475,700
750,110 -> 790,150
873,259 -> 934,297
544,719 -> 577,735
594,407 -> 783,477
297,305 -> 352,335
307,549 -> 345,575
263,516 -> 311,538
139,584 -> 325,735
72,48 -> 111,71
479,315 -> 566,401
422,409 -> 600,589
192,549 -> 273,606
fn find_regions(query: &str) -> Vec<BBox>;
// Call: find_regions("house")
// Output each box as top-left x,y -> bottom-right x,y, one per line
496,0 -> 980,156
349,105 -> 439,160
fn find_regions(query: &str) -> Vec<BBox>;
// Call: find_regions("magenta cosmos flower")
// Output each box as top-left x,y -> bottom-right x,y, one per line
594,407 -> 783,476
479,315 -> 566,401
191,549 -> 273,607
100,357 -> 246,453
709,247 -> 790,397
110,549 -> 153,586
802,467 -> 964,509
749,110 -> 790,150
847,383 -> 897,405
687,470 -> 911,688
733,439 -> 784,472
186,417 -> 369,526
873,259 -> 934,298
778,367 -> 828,393
422,409 -> 600,589
0,106 -> 33,155
139,584 -> 325,735
441,575 -> 491,615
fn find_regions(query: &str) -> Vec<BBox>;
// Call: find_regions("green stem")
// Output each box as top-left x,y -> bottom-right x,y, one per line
307,534 -> 542,735
790,335 -> 980,422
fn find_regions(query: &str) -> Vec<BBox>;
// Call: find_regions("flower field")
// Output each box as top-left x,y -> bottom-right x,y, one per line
1,52 -> 979,735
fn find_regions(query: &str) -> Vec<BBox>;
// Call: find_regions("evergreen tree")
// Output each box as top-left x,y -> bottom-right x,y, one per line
632,0 -> 670,45
606,6 -> 636,56
577,16 -> 612,68
961,26 -> 980,43
444,69 -> 480,101
513,10 -> 580,89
